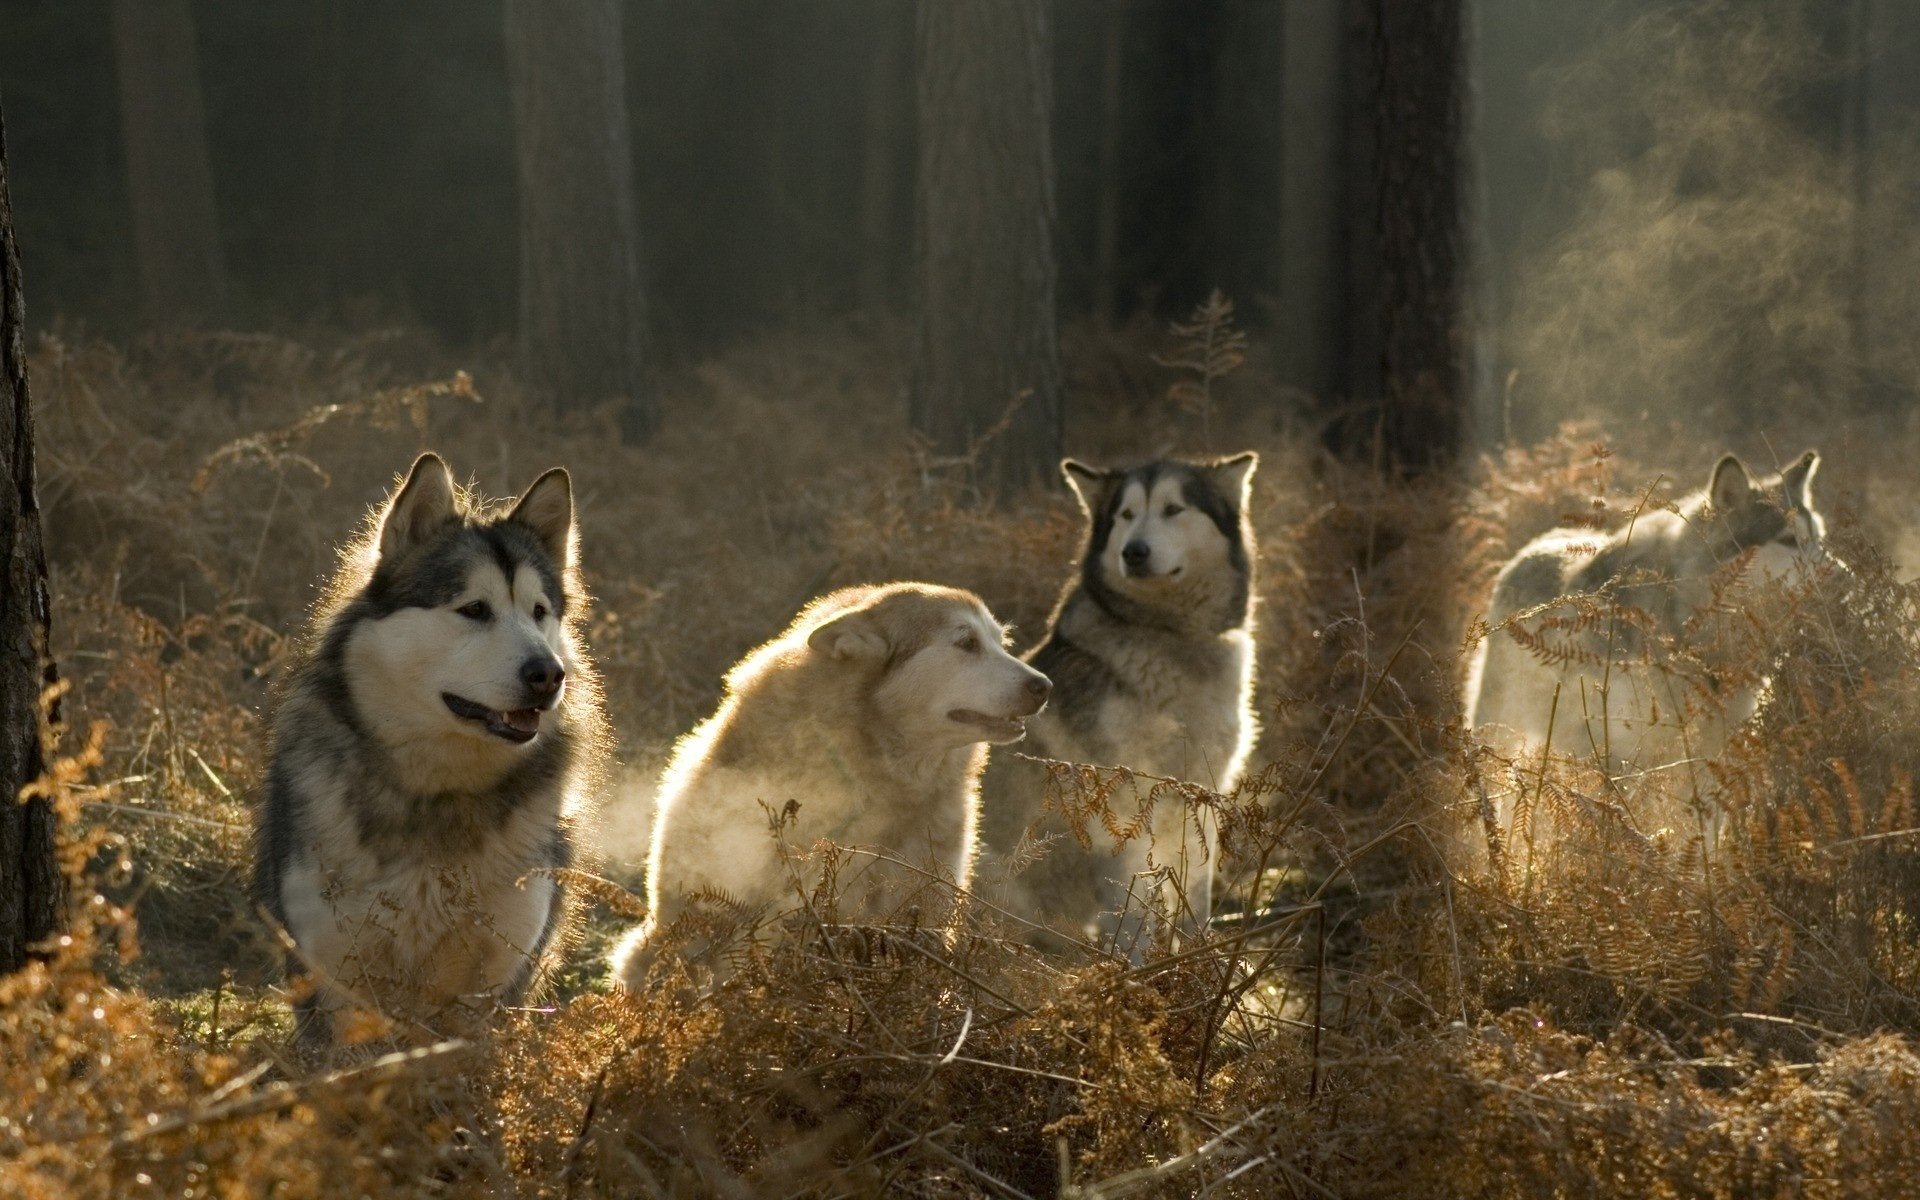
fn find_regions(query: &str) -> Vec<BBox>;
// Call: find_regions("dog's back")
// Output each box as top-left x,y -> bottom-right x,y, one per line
1463,528 -> 1592,735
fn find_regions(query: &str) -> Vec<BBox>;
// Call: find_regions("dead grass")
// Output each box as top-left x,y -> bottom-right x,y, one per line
10,318 -> 1920,1197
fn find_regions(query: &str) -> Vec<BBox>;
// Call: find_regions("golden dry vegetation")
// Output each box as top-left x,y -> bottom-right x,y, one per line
9,317 -> 1920,1198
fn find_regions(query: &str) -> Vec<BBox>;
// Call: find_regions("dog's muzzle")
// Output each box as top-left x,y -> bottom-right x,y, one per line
444,692 -> 549,745
947,670 -> 1052,742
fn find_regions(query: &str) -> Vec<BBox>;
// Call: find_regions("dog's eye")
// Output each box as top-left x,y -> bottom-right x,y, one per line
456,600 -> 492,622
956,633 -> 980,653
532,603 -> 549,622
1163,504 -> 1185,518
1119,508 -> 1135,521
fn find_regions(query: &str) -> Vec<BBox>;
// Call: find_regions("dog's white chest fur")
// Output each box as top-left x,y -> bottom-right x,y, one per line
1039,627 -> 1254,792
276,774 -> 557,1011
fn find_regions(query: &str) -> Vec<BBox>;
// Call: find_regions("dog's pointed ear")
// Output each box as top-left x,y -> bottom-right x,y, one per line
1207,451 -> 1259,509
508,467 -> 575,568
807,607 -> 890,662
378,454 -> 458,560
1060,459 -> 1110,514
1709,454 -> 1754,512
1782,449 -> 1820,505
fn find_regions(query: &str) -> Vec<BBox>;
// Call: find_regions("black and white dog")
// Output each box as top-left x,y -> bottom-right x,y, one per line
979,453 -> 1259,949
253,453 -> 607,1043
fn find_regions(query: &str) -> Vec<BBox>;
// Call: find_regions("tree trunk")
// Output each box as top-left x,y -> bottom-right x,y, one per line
1090,4 -> 1125,323
857,2 -> 910,313
1335,0 -> 1466,473
1276,0 -> 1345,402
912,0 -> 1063,498
111,0 -> 227,327
307,0 -> 347,305
505,0 -> 655,442
0,102 -> 62,977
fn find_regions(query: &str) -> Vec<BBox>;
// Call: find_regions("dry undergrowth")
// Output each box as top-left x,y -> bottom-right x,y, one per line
9,322 -> 1920,1197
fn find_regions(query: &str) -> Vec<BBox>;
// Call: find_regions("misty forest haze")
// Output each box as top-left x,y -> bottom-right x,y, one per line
8,1 -> 1920,1197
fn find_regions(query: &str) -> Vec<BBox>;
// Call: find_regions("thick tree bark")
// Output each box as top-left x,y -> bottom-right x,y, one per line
1335,0 -> 1466,473
111,0 -> 228,326
0,103 -> 61,976
505,0 -> 655,441
912,0 -> 1063,498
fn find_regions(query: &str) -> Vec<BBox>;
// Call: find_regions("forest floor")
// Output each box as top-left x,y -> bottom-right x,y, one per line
9,317 -> 1920,1197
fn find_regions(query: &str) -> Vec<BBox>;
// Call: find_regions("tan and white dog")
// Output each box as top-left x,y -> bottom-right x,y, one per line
610,582 -> 1050,989
253,453 -> 608,1045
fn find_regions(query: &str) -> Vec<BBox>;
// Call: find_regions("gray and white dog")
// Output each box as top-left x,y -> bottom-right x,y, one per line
253,453 -> 607,1043
979,453 -> 1259,948
1465,450 -> 1827,796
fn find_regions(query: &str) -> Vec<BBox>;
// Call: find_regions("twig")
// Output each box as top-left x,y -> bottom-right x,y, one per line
1062,1104 -> 1336,1200
561,1040 -> 648,1198
888,934 -> 1033,1019
1309,904 -> 1326,1100
187,747 -> 235,798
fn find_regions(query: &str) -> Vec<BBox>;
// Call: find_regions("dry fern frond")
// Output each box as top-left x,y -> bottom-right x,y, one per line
1153,288 -> 1246,441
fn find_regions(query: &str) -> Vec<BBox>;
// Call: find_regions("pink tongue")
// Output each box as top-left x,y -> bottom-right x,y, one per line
501,709 -> 541,734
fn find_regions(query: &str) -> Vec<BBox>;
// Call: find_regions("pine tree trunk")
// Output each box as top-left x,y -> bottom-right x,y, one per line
307,0 -> 347,303
0,102 -> 62,977
1336,0 -> 1465,473
111,0 -> 227,326
857,3 -> 910,313
1090,5 -> 1125,323
1276,0 -> 1344,402
505,0 -> 655,442
912,0 -> 1063,498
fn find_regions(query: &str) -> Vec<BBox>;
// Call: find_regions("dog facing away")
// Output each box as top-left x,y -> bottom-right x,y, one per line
978,452 -> 1260,951
254,453 -> 608,1044
1465,451 -> 1828,797
610,582 -> 1050,990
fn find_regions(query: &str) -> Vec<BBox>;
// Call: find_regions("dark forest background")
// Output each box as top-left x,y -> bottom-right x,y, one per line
12,1 -> 1920,452
6,0 -> 1291,348
7,0 -> 1914,431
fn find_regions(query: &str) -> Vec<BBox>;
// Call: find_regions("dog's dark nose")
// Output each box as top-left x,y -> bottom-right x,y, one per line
521,657 -> 566,701
1026,674 -> 1052,702
1122,540 -> 1151,568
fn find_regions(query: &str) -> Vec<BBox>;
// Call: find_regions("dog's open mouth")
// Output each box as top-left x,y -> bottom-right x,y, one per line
443,693 -> 542,744
948,709 -> 1028,741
